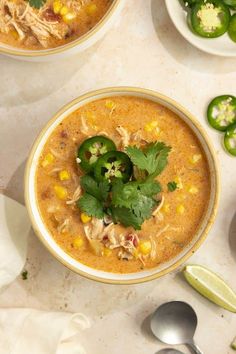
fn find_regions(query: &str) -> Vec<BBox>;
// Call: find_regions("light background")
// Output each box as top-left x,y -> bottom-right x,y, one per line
0,1 -> 236,353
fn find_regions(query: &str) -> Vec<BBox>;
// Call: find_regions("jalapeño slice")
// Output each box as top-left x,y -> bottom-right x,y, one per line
228,14 -> 236,43
191,0 -> 230,38
77,136 -> 116,172
224,123 -> 236,156
207,95 -> 236,131
94,151 -> 133,183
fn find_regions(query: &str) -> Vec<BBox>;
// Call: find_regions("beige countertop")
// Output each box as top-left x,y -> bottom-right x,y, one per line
0,1 -> 236,353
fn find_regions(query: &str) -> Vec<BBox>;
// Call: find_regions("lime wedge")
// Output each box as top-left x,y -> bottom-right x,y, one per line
232,336 -> 236,350
183,265 -> 236,313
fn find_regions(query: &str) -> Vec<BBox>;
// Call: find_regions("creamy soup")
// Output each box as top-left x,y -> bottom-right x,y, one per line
36,96 -> 210,273
0,0 -> 112,50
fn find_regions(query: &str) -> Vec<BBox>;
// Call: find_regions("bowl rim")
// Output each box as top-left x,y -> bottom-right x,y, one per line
0,0 -> 121,58
24,86 -> 220,284
165,0 -> 236,58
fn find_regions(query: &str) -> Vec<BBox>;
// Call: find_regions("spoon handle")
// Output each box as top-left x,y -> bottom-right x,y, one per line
187,341 -> 204,354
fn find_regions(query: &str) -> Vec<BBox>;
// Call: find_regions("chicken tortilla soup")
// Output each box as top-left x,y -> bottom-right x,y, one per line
0,0 -> 112,50
36,96 -> 211,273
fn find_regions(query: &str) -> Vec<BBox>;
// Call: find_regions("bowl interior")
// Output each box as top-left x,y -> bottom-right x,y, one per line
25,88 -> 219,284
165,0 -> 236,57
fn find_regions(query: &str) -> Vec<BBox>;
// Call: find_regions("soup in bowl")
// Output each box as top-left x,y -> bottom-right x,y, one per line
25,87 -> 219,284
0,0 -> 121,60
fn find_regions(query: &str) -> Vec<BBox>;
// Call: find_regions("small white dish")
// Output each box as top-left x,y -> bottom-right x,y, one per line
165,0 -> 236,57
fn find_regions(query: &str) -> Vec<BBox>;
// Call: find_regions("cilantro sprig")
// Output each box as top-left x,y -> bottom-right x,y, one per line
126,142 -> 171,180
167,181 -> 178,192
77,141 -> 171,230
28,0 -> 46,9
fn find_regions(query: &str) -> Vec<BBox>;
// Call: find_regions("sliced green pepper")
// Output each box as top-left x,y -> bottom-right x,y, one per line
222,0 -> 236,6
228,14 -> 236,42
77,136 -> 116,172
207,95 -> 236,131
224,123 -> 236,156
94,151 -> 133,183
191,0 -> 230,38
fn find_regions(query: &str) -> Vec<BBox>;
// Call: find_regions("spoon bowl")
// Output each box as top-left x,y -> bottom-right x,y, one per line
151,301 -> 203,354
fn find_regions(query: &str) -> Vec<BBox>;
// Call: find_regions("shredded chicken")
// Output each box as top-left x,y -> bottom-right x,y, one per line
66,185 -> 82,205
118,250 -> 133,261
50,148 -> 69,161
80,115 -> 89,135
152,195 -> 165,216
131,130 -> 148,146
83,218 -> 104,240
150,236 -> 157,260
0,0 -> 69,47
116,125 -> 130,147
57,217 -> 71,233
155,224 -> 170,238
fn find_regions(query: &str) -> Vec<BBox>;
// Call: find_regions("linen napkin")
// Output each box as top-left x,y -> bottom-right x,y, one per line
0,194 -> 90,354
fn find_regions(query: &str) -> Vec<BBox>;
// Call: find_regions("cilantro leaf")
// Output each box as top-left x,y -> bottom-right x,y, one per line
28,0 -> 46,8
111,207 -> 143,230
80,175 -> 109,201
126,142 -> 171,179
111,180 -> 157,228
167,181 -> 178,192
137,181 -> 162,196
77,193 -> 104,219
132,194 -> 156,219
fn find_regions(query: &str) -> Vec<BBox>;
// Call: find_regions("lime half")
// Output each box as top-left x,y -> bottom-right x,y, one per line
183,265 -> 236,313
232,336 -> 236,350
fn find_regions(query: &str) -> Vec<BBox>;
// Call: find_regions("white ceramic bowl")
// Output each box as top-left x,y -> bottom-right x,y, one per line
0,0 -> 123,62
25,87 -> 220,284
165,0 -> 236,57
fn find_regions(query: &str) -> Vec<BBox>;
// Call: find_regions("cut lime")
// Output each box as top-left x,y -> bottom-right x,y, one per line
183,265 -> 236,313
232,336 -> 236,350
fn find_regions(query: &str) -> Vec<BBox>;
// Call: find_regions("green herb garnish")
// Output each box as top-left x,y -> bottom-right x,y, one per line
126,142 -> 171,180
77,140 -> 171,230
21,270 -> 28,280
28,0 -> 46,9
167,181 -> 178,192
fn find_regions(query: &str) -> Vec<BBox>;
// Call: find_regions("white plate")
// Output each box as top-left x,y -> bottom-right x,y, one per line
165,0 -> 236,57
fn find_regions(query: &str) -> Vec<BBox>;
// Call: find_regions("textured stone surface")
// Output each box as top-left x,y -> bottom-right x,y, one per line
0,1 -> 236,353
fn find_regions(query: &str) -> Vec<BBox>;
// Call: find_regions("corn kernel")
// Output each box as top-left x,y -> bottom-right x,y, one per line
144,120 -> 158,132
176,204 -> 185,214
53,0 -> 62,14
54,185 -> 68,200
174,176 -> 183,189
105,100 -> 116,110
139,240 -> 152,255
190,154 -> 202,164
10,29 -> 19,40
73,237 -> 84,249
187,186 -> 199,194
80,212 -> 92,223
41,153 -> 54,168
133,249 -> 139,259
103,247 -> 112,257
86,4 -> 97,15
59,170 -> 70,181
162,203 -> 170,213
60,5 -> 69,15
63,12 -> 76,23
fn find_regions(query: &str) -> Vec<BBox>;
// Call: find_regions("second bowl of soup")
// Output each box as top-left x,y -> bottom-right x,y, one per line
0,0 -> 122,60
25,87 -> 219,284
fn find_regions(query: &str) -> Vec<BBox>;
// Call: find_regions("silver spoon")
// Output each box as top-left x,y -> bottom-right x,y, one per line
150,301 -> 203,354
157,350 -> 186,354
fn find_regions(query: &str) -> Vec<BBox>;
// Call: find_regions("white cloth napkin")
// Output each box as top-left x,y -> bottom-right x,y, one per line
0,195 -> 90,354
